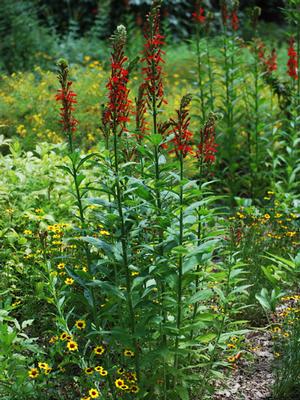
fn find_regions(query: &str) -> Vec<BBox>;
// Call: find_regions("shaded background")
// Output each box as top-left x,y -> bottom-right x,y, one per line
0,0 -> 286,72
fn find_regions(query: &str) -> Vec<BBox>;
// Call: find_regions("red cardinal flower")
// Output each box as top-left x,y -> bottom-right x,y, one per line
56,59 -> 78,149
104,25 -> 132,136
135,83 -> 148,141
196,113 -> 218,164
287,37 -> 298,80
266,48 -> 277,73
169,95 -> 193,158
192,6 -> 206,24
231,9 -> 239,31
220,1 -> 229,26
141,0 -> 166,110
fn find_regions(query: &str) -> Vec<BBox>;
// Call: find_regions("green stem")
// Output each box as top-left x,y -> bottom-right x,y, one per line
196,24 -> 206,123
174,154 -> 184,371
112,125 -> 139,378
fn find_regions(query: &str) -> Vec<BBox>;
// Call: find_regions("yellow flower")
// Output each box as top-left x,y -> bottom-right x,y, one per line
227,343 -> 236,349
81,397 -> 91,400
117,367 -> 125,375
99,229 -> 110,236
67,340 -> 78,351
28,368 -> 39,379
57,263 -> 65,270
38,362 -> 49,369
95,366 -> 103,372
49,335 -> 58,344
89,388 -> 100,398
94,345 -> 105,355
23,229 -> 32,235
85,367 -> 94,375
124,349 -> 134,357
130,385 -> 139,393
45,367 -> 52,375
227,356 -> 236,363
99,369 -> 108,376
75,320 -> 86,330
115,378 -> 125,388
264,214 -> 270,219
131,271 -> 139,277
65,278 -> 74,285
60,332 -> 70,341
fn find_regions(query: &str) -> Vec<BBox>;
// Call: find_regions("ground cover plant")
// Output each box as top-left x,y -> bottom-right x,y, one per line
0,0 -> 299,399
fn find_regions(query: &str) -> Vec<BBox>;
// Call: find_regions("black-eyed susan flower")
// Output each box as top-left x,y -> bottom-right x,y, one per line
94,366 -> 103,372
89,388 -> 100,398
49,335 -> 58,344
81,396 -> 91,400
85,367 -> 94,375
94,345 -> 105,355
227,356 -> 236,363
121,384 -> 129,391
28,368 -> 39,379
117,367 -> 125,374
65,277 -> 74,285
57,263 -> 65,269
99,369 -> 108,376
115,378 -> 125,388
60,332 -> 69,341
124,349 -> 134,357
75,319 -> 86,330
38,362 -> 49,370
67,340 -> 78,351
127,372 -> 137,382
45,367 -> 52,375
130,385 -> 139,393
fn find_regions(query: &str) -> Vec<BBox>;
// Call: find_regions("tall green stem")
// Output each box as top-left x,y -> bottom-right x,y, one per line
174,154 -> 184,371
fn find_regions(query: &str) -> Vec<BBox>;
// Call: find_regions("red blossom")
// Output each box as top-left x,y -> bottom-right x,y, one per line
231,9 -> 239,31
135,83 -> 148,141
287,37 -> 298,80
56,60 -> 78,138
104,25 -> 132,136
196,113 -> 218,164
257,41 -> 277,74
192,7 -> 206,24
169,95 -> 193,158
141,1 -> 166,110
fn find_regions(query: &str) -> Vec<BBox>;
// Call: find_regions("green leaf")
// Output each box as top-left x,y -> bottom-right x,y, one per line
87,280 -> 126,300
80,236 -> 113,257
177,386 -> 189,400
188,289 -> 214,304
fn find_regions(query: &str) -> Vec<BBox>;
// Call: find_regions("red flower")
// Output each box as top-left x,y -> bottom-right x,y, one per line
104,25 -> 132,136
192,7 -> 206,24
257,41 -> 277,74
169,95 -> 193,158
196,113 -> 218,164
287,37 -> 298,80
135,83 -> 148,141
141,1 -> 166,110
266,48 -> 277,73
231,10 -> 239,31
55,60 -> 78,137
221,1 -> 229,26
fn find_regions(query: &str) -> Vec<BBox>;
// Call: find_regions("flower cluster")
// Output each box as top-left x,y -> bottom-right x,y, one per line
104,25 -> 131,136
55,59 -> 78,138
169,94 -> 193,158
141,0 -> 166,109
196,112 -> 218,164
257,42 -> 278,73
287,36 -> 298,80
135,83 -> 148,141
220,0 -> 239,31
192,4 -> 206,24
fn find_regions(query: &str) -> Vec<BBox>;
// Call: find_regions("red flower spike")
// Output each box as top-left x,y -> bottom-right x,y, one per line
104,25 -> 132,137
196,113 -> 218,164
220,1 -> 229,26
135,83 -> 148,142
192,6 -> 206,24
141,0 -> 166,110
231,9 -> 239,31
169,94 -> 194,158
287,37 -> 298,80
56,59 -> 78,140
